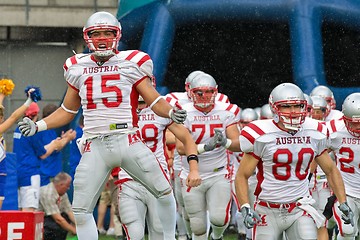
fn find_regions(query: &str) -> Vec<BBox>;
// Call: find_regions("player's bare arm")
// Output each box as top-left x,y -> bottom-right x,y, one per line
315,150 -> 347,203
235,152 -> 258,206
168,123 -> 201,187
136,78 -> 172,118
225,124 -> 241,152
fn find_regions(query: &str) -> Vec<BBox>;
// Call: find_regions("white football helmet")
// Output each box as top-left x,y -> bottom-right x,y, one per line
83,11 -> 122,57
185,70 -> 205,98
342,93 -> 360,137
303,93 -> 313,117
310,95 -> 329,121
260,104 -> 273,119
269,83 -> 307,130
240,108 -> 258,128
310,85 -> 336,110
189,73 -> 218,113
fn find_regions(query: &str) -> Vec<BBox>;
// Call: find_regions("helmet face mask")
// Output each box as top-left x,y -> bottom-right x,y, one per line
190,87 -> 218,112
189,73 -> 218,113
83,12 -> 122,57
269,83 -> 307,131
342,93 -> 360,137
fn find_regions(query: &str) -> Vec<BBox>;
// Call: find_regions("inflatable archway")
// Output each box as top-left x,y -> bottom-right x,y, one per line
117,0 -> 360,106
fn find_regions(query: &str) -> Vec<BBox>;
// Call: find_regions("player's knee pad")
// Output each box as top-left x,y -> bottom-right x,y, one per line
209,211 -> 228,227
190,216 -> 207,235
74,212 -> 93,226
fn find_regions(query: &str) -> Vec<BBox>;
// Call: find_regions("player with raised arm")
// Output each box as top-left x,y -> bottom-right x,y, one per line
18,11 -> 198,240
236,83 -> 353,240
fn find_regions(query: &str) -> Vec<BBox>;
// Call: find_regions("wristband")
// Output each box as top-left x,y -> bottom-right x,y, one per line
240,203 -> 251,209
168,108 -> 173,118
187,154 -> 199,163
225,139 -> 232,149
149,96 -> 162,109
23,98 -> 33,107
61,103 -> 78,114
36,119 -> 47,132
197,144 -> 206,154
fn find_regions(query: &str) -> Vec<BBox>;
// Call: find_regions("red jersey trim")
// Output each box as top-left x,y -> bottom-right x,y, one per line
125,50 -> 140,61
329,119 -> 337,133
241,130 -> 255,144
247,123 -> 266,136
67,82 -> 79,92
138,55 -> 151,67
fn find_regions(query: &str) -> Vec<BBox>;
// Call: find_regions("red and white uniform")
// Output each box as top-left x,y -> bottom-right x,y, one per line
118,106 -> 173,240
64,50 -> 152,135
240,118 -> 328,239
64,51 -> 173,229
325,109 -> 343,122
328,118 -> 360,238
180,101 -> 240,238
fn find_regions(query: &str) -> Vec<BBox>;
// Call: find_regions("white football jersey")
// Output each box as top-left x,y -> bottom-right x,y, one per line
325,109 -> 343,122
119,106 -> 171,180
63,50 -> 153,135
165,91 -> 230,171
327,118 -> 360,198
240,118 -> 328,203
180,102 -> 240,180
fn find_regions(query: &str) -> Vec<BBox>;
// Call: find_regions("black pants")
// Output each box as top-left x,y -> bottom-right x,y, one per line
43,212 -> 71,240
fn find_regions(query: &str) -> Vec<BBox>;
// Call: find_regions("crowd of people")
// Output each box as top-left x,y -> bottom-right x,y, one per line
0,10 -> 358,240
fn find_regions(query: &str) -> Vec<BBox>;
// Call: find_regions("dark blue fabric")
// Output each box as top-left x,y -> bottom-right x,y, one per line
13,127 -> 44,187
39,130 -> 62,186
2,153 -> 18,210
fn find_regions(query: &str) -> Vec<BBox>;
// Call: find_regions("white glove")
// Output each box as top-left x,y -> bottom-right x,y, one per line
169,106 -> 187,124
241,204 -> 261,229
214,129 -> 227,147
18,117 -> 38,136
339,202 -> 354,226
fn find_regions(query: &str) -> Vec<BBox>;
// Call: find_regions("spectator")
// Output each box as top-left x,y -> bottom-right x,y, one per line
14,103 -> 73,211
38,172 -> 77,240
0,82 -> 36,209
39,104 -> 76,186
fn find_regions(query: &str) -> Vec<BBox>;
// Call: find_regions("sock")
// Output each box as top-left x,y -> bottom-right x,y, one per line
183,209 -> 193,238
74,212 -> 98,240
211,223 -> 228,239
156,193 -> 177,240
193,232 -> 208,240
177,211 -> 187,236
